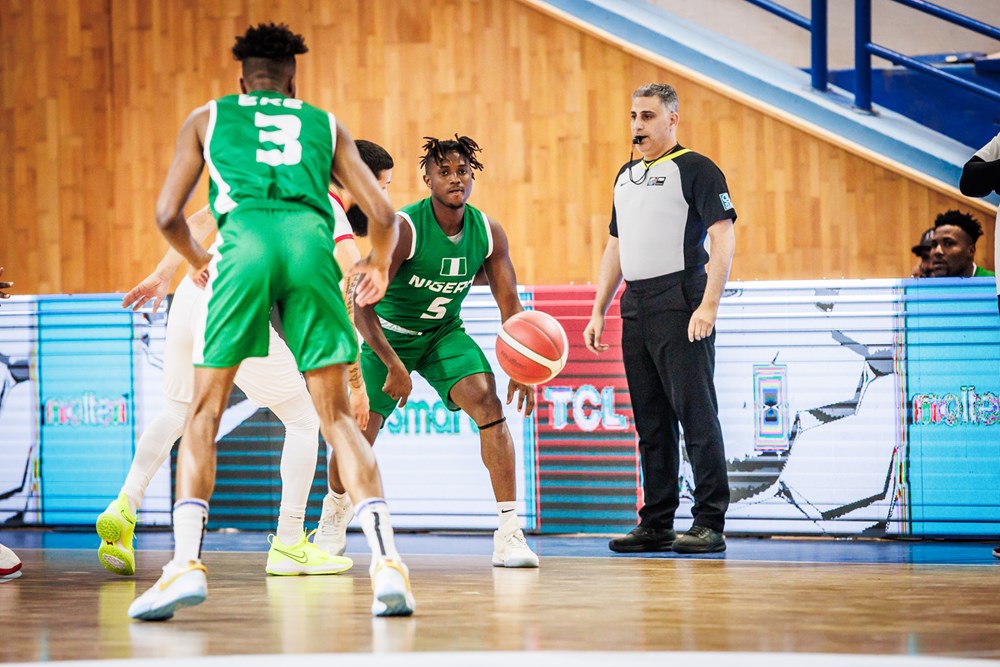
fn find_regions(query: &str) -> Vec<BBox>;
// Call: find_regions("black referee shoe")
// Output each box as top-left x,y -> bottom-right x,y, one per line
608,525 -> 677,553
672,526 -> 726,554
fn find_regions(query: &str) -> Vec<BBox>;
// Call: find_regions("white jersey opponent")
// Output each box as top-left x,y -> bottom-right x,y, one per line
95,194 -> 355,578
169,192 -> 354,402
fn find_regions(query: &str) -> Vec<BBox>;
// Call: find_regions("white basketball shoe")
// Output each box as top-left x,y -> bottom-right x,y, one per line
370,557 -> 415,617
492,528 -> 539,568
314,493 -> 353,556
128,560 -> 207,621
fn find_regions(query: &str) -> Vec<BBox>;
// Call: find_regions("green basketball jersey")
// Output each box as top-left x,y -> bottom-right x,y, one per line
375,198 -> 493,333
204,91 -> 336,226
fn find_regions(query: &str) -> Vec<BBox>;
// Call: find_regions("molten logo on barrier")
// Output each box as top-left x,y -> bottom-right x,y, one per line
911,386 -> 999,426
43,392 -> 130,427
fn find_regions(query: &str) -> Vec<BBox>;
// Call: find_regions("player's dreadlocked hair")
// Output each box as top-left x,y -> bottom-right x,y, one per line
419,135 -> 485,177
232,23 -> 307,83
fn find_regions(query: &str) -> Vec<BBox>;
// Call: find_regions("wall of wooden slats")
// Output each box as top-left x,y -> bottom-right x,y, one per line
1,0 -> 994,295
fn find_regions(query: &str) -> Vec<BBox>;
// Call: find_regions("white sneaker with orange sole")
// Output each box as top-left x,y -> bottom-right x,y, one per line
128,560 -> 207,621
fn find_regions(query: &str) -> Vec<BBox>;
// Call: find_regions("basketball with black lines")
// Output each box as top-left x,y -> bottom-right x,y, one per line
496,310 -> 569,385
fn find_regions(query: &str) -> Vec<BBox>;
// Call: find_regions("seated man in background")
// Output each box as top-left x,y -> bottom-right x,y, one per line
927,210 -> 995,278
910,227 -> 934,278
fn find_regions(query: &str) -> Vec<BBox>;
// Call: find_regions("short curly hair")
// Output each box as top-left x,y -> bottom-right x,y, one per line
934,209 -> 984,243
232,22 -> 308,61
232,23 -> 307,82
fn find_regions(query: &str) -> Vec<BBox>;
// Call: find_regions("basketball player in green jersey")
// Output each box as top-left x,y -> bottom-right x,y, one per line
331,136 -> 539,568
128,23 -> 414,620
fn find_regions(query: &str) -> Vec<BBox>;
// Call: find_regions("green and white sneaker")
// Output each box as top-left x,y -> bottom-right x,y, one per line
96,492 -> 137,576
265,532 -> 354,576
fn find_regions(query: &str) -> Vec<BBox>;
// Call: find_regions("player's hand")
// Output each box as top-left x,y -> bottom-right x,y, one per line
188,250 -> 213,289
349,383 -> 370,431
350,255 -> 390,307
583,314 -> 609,355
0,267 -> 12,304
122,271 -> 171,313
506,379 -> 536,416
383,361 -> 412,407
688,303 -> 718,342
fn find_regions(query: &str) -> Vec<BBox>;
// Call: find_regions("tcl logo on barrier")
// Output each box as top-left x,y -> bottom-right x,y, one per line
542,385 -> 629,432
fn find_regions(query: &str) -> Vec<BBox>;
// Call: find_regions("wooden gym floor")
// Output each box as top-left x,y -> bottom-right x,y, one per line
2,531 -> 1000,665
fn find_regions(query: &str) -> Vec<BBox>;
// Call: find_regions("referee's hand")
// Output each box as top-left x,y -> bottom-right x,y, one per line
688,303 -> 717,342
584,315 -> 609,355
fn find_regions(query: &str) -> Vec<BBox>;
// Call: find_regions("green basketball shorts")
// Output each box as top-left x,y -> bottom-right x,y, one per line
360,317 -> 493,419
195,201 -> 358,372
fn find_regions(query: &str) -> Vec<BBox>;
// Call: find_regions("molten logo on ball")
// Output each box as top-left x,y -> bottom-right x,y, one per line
496,310 -> 568,385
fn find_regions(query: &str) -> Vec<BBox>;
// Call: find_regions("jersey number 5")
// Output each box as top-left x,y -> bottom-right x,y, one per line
254,113 -> 302,166
420,296 -> 452,320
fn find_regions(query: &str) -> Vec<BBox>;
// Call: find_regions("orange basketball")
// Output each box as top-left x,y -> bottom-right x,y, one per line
496,310 -> 568,385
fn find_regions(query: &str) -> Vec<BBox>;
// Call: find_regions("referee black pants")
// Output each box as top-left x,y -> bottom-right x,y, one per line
621,269 -> 730,533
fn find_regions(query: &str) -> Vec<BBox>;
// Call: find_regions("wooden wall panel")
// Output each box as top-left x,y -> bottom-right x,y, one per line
1,0 -> 995,295
1,0 -> 114,295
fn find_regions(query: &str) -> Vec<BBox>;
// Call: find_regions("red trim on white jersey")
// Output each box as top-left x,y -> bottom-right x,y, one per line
328,190 -> 354,243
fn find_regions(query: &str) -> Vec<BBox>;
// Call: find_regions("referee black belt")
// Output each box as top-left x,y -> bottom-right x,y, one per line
625,266 -> 706,292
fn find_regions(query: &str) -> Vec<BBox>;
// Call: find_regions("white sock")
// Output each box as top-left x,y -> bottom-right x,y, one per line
121,398 -> 188,514
271,394 -> 320,545
172,499 -> 208,563
355,498 -> 399,560
498,501 -> 519,535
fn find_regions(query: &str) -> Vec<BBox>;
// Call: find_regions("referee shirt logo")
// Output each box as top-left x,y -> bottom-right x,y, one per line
646,176 -> 666,187
720,192 -> 734,210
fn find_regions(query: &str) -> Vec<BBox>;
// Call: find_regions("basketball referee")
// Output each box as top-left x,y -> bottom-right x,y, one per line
584,83 -> 737,554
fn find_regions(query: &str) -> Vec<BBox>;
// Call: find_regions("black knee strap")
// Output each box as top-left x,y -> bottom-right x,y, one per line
478,416 -> 507,431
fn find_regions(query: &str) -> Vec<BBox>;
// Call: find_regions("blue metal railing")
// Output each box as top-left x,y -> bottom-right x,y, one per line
745,0 -> 829,91
855,0 -> 1000,113
745,0 -> 1000,115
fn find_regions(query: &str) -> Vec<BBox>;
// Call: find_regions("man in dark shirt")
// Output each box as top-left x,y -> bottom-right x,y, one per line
584,83 -> 736,554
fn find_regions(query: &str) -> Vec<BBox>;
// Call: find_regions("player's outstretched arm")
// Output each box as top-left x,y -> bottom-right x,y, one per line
482,218 -> 535,415
155,106 -> 213,286
353,220 -> 413,407
331,121 -> 397,306
584,236 -> 623,355
345,273 -> 370,430
122,206 -> 218,313
335,235 -> 371,429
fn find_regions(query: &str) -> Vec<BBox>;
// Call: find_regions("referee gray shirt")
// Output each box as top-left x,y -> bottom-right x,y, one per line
610,145 -> 737,281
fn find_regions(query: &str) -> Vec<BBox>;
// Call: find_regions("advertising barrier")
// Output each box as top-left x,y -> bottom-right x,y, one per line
1,280 -> 997,537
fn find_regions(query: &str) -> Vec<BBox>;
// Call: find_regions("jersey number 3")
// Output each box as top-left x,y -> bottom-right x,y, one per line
254,113 -> 302,166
